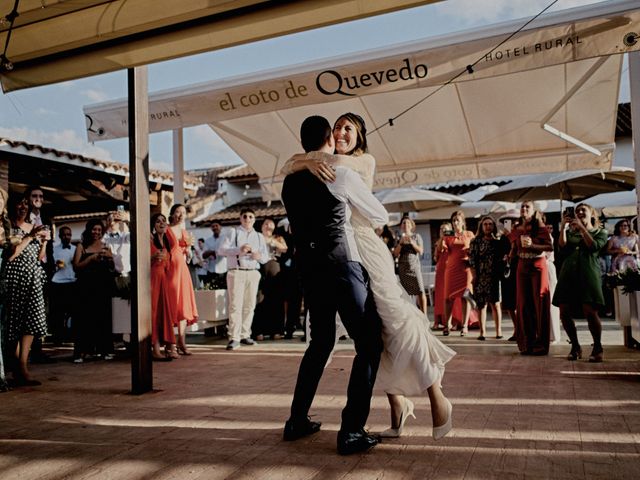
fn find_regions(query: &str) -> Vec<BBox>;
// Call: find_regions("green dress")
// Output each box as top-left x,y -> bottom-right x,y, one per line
553,227 -> 608,307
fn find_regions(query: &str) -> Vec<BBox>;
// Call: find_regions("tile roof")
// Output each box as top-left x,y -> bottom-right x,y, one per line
0,137 -> 200,188
217,164 -> 257,179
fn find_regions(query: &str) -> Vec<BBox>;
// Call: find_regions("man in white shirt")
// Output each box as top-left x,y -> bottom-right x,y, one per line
202,222 -> 228,288
50,226 -> 76,345
103,210 -> 131,296
218,209 -> 269,350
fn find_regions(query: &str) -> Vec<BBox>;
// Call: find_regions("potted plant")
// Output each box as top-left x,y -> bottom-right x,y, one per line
194,281 -> 229,325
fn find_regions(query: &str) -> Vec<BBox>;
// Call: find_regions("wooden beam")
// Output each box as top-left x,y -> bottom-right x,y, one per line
128,66 -> 152,394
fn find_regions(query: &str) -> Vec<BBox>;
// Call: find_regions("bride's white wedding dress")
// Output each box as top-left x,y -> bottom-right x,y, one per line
283,153 -> 456,395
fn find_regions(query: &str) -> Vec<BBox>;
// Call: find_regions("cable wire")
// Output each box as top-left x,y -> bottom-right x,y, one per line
368,0 -> 560,135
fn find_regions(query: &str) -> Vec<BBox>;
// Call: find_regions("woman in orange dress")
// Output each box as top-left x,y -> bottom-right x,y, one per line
433,223 -> 452,330
509,201 -> 553,355
168,204 -> 198,357
443,211 -> 475,336
150,213 -> 176,361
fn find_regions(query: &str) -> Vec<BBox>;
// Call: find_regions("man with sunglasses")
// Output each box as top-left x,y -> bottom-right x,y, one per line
218,208 -> 269,350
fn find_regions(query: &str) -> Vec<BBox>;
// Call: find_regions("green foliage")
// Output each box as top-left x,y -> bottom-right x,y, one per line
606,268 -> 640,295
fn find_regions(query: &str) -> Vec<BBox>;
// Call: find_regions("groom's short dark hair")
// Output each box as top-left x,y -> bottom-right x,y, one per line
300,116 -> 332,152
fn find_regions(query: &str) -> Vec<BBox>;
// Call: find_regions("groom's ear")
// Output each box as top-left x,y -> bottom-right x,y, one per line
327,134 -> 335,150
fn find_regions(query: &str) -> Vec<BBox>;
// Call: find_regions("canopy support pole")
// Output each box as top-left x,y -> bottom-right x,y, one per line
172,129 -> 185,206
630,52 -> 640,233
128,66 -> 153,394
540,57 -> 608,156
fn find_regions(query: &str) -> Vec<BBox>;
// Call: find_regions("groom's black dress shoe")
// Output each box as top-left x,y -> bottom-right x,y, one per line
337,430 -> 379,455
283,417 -> 322,441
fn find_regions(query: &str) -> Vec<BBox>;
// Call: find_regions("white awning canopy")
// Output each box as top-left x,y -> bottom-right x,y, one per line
0,0 -> 438,92
83,1 -> 640,196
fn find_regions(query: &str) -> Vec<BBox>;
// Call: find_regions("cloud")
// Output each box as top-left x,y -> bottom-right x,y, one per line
435,0 -> 601,25
81,89 -> 110,102
0,126 -> 113,161
35,107 -> 56,116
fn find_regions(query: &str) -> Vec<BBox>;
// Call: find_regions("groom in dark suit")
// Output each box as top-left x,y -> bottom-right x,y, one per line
281,116 -> 388,455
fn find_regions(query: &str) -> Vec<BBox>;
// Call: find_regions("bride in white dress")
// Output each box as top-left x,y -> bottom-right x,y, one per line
282,112 -> 455,439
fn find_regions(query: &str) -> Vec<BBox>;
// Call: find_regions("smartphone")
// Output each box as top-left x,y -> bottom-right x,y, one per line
116,205 -> 125,213
443,230 -> 454,236
564,206 -> 575,218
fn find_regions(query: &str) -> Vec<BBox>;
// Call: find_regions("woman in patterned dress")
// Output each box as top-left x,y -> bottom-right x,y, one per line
607,219 -> 639,273
1,197 -> 50,386
0,187 -> 11,391
468,216 -> 509,340
393,216 -> 428,315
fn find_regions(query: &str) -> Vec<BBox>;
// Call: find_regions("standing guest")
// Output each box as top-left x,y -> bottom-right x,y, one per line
607,219 -> 639,272
442,211 -> 475,336
433,223 -> 452,330
278,218 -> 304,340
469,216 -> 508,340
543,220 -> 562,344
218,208 -> 269,350
509,201 -> 553,355
1,197 -> 50,385
150,213 -> 176,361
72,219 -> 115,363
375,225 -> 396,252
253,218 -> 288,341
498,210 -> 520,341
168,204 -> 199,356
193,238 -> 207,288
553,203 -> 608,362
49,226 -> 76,345
0,187 -> 11,391
202,222 -> 228,288
103,210 -> 131,297
393,216 -> 428,315
24,186 -> 55,363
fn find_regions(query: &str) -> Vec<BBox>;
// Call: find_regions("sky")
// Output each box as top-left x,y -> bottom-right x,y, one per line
0,0 -> 627,173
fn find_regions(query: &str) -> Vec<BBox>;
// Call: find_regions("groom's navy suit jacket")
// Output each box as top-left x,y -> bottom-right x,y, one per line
281,167 -> 385,433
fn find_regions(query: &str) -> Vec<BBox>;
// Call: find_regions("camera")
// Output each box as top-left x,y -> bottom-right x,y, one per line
563,206 -> 575,219
443,230 -> 454,236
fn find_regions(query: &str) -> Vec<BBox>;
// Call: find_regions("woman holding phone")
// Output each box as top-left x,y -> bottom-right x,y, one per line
553,203 -> 608,362
393,216 -> 428,315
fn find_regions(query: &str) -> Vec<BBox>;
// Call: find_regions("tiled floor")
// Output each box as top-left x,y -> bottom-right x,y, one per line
1,319 -> 639,479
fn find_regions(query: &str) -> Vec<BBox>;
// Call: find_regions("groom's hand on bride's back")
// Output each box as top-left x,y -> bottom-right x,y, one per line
308,161 -> 336,183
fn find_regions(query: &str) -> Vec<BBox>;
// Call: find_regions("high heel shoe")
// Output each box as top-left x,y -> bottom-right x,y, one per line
177,345 -> 193,356
567,345 -> 582,361
432,398 -> 452,441
460,327 -> 468,337
165,346 -> 180,359
380,398 -> 416,438
588,347 -> 603,363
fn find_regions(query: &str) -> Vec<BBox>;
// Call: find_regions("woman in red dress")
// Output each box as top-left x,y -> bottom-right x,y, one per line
509,201 -> 553,355
433,222 -> 452,330
150,213 -> 177,361
168,204 -> 198,357
443,211 -> 475,336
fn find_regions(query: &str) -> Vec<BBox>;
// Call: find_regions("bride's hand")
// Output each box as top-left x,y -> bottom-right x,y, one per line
307,160 -> 336,183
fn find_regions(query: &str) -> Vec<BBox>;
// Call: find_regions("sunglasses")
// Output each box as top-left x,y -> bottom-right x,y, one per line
242,214 -> 254,220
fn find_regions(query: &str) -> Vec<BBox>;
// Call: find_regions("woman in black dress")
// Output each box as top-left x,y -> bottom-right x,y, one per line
72,219 -> 115,362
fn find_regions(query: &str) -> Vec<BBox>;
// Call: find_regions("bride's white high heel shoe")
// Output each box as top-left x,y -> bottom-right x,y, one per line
380,398 -> 415,438
432,398 -> 452,441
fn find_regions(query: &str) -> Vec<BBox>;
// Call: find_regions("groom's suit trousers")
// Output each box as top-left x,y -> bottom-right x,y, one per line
290,261 -> 383,433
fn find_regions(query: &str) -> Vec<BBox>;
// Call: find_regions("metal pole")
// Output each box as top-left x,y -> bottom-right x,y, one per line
128,66 -> 153,394
172,129 -> 185,205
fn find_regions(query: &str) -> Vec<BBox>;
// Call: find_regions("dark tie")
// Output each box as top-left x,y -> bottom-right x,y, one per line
62,245 -> 71,249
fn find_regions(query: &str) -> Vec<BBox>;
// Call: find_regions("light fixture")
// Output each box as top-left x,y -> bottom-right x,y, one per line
0,54 -> 13,71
